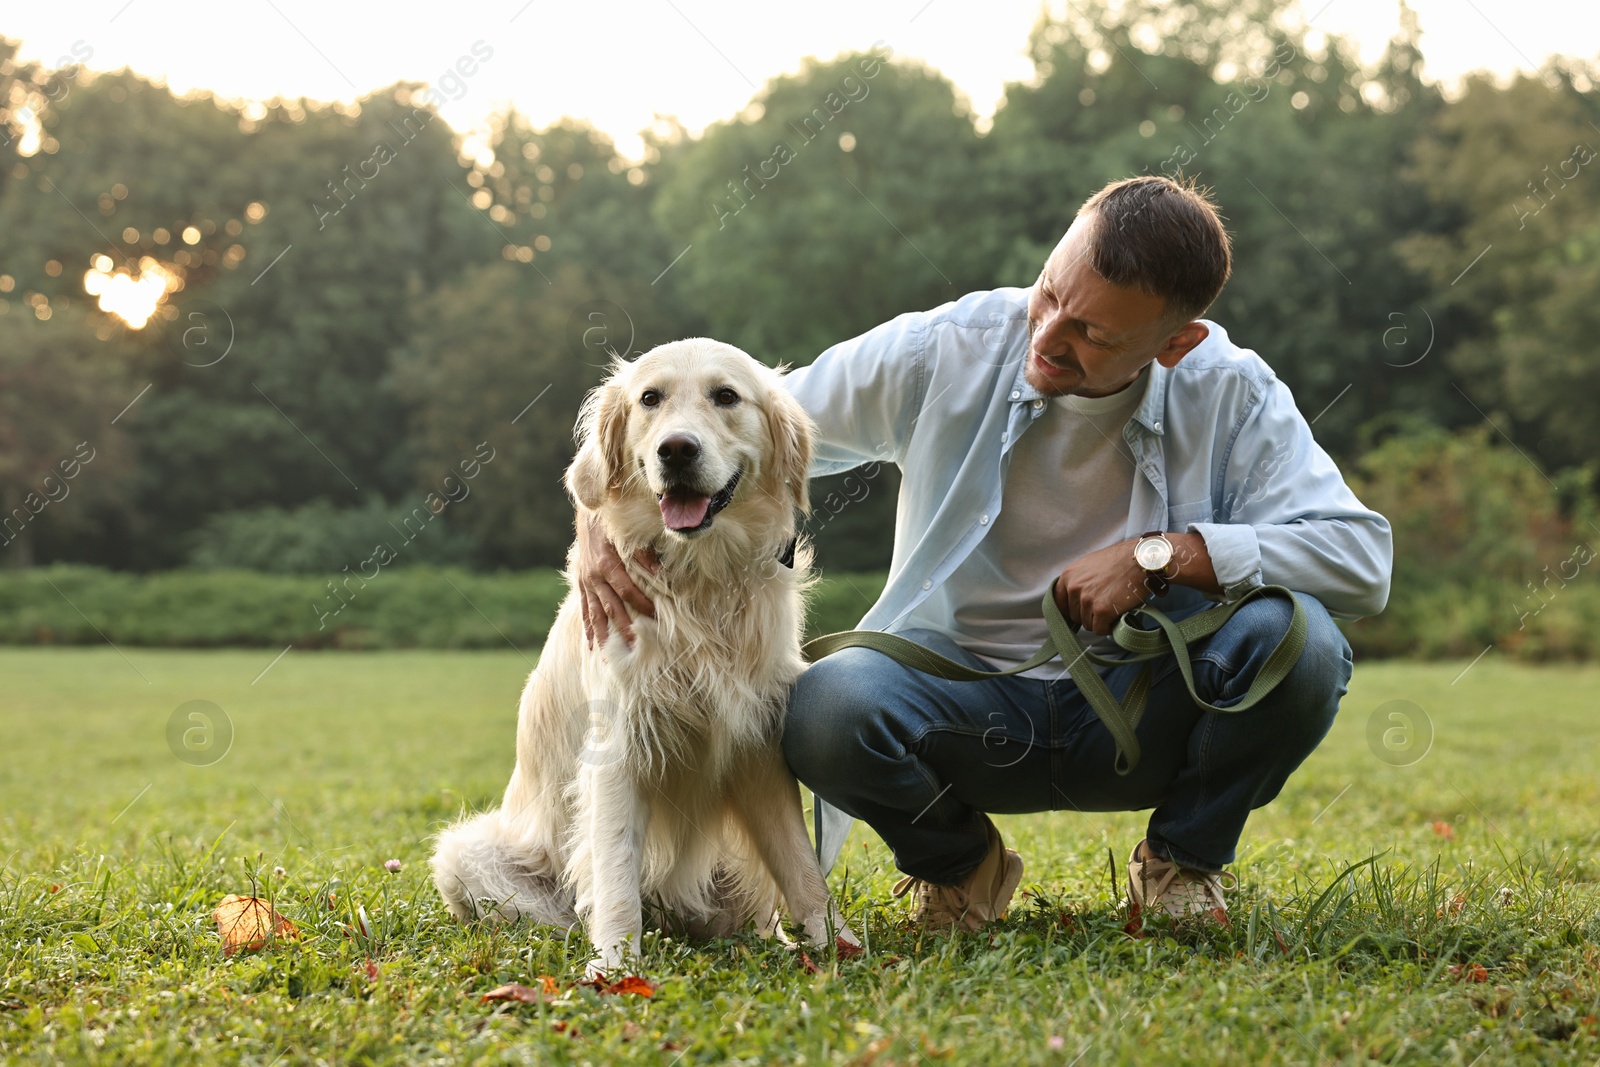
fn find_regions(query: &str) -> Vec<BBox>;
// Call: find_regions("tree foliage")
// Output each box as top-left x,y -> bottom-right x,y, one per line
0,0 -> 1593,576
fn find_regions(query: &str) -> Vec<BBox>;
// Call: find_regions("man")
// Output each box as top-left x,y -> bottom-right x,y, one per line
578,176 -> 1392,933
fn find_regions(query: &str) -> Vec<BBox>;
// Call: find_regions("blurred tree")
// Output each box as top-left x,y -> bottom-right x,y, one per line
988,0 -> 1448,458
0,65 -> 497,567
0,9 -> 1594,578
654,51 -> 992,370
1402,65 -> 1600,471
472,112 -> 701,311
0,306 -> 133,567
393,262 -> 683,568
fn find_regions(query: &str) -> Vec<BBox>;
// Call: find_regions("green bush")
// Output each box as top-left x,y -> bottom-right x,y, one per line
1342,422 -> 1600,660
10,421 -> 1600,663
0,565 -> 891,651
0,565 -> 567,650
186,496 -> 478,573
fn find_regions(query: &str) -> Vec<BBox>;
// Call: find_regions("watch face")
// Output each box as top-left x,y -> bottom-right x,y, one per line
1135,536 -> 1173,571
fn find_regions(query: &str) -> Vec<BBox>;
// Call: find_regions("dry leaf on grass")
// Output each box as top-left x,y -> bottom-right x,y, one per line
212,894 -> 299,956
481,982 -> 550,1005
480,975 -> 563,1005
580,973 -> 657,997
835,936 -> 863,960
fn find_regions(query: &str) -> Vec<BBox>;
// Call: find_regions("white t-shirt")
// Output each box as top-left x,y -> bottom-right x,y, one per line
901,367 -> 1148,680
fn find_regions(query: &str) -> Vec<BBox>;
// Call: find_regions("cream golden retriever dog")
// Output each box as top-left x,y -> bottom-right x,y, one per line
430,338 -> 857,974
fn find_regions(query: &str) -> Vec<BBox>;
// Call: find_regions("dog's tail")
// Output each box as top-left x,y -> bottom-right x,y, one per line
430,808 -> 576,926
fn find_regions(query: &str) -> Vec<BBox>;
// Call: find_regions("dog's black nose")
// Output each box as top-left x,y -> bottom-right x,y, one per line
656,434 -> 701,470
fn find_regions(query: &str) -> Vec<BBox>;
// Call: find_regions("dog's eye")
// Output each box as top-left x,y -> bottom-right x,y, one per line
713,388 -> 740,407
640,389 -> 662,408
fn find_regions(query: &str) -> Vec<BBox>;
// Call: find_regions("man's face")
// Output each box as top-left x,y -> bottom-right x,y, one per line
1024,213 -> 1207,398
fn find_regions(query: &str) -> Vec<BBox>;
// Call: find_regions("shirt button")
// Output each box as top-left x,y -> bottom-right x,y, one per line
1010,390 -> 1021,400
979,515 -> 989,525
1001,432 -> 1008,443
922,580 -> 932,590
1031,399 -> 1044,412
1152,421 -> 1162,432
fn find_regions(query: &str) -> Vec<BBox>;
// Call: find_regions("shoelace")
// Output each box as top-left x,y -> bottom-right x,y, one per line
890,874 -> 969,920
1137,856 -> 1239,911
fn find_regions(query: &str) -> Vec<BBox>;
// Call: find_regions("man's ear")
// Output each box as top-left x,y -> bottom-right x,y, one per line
566,379 -> 628,510
763,381 -> 814,515
1155,321 -> 1209,369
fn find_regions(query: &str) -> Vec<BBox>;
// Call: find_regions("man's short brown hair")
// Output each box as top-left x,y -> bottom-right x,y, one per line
1077,176 -> 1232,323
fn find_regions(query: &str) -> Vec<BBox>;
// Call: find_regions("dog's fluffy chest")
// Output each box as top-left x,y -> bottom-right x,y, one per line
600,567 -> 801,756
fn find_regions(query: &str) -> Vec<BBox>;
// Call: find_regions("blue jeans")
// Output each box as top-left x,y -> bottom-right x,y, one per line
783,591 -> 1352,882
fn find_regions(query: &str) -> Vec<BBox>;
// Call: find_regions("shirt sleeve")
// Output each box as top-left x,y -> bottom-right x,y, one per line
1186,377 -> 1393,619
782,310 -> 929,477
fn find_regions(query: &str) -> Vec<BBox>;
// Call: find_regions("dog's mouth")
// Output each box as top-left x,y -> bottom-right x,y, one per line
657,469 -> 742,534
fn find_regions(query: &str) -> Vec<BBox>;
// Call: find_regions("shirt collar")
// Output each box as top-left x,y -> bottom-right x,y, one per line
1007,359 -> 1168,435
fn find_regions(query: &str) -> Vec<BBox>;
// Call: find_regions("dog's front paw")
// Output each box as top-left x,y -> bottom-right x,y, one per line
799,910 -> 860,952
586,942 -> 629,980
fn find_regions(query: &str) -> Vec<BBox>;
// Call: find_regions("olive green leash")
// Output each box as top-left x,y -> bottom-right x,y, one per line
801,582 -> 1308,776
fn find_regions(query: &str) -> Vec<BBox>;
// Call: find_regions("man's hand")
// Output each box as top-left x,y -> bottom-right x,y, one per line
1053,533 -> 1218,635
576,512 -> 659,648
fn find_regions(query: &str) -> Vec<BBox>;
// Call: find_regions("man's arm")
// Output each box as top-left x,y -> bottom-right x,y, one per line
1188,377 -> 1392,618
783,308 -> 929,475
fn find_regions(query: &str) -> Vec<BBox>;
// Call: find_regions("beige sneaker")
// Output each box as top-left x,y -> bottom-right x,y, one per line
890,816 -> 1024,932
1125,841 -> 1237,936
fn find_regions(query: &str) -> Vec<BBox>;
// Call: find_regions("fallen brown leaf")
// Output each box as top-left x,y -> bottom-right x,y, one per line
835,936 -> 863,960
480,982 -> 549,1005
612,975 -> 657,997
579,973 -> 655,996
796,950 -> 822,975
212,894 -> 298,956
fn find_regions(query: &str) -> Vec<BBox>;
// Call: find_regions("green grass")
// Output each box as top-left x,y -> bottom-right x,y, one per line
2,648 -> 1598,1065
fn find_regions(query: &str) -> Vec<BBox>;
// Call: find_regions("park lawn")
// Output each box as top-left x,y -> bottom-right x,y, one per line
1,647 -> 1598,1065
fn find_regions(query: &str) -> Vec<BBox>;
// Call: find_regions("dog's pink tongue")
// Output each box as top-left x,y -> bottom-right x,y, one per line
660,493 -> 711,531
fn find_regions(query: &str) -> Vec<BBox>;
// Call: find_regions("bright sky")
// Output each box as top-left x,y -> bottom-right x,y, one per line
3,0 -> 1595,159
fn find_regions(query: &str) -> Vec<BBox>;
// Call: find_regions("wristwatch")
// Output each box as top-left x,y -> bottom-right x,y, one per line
1133,530 -> 1177,597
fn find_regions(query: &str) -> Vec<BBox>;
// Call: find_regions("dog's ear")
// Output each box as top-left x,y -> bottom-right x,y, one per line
566,378 -> 629,510
763,381 -> 814,515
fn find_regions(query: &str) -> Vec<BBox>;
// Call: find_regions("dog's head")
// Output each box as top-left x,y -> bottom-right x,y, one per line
567,339 -> 812,542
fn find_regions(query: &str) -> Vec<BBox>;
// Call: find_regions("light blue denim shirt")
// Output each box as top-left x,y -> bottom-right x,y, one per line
786,285 -> 1392,629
